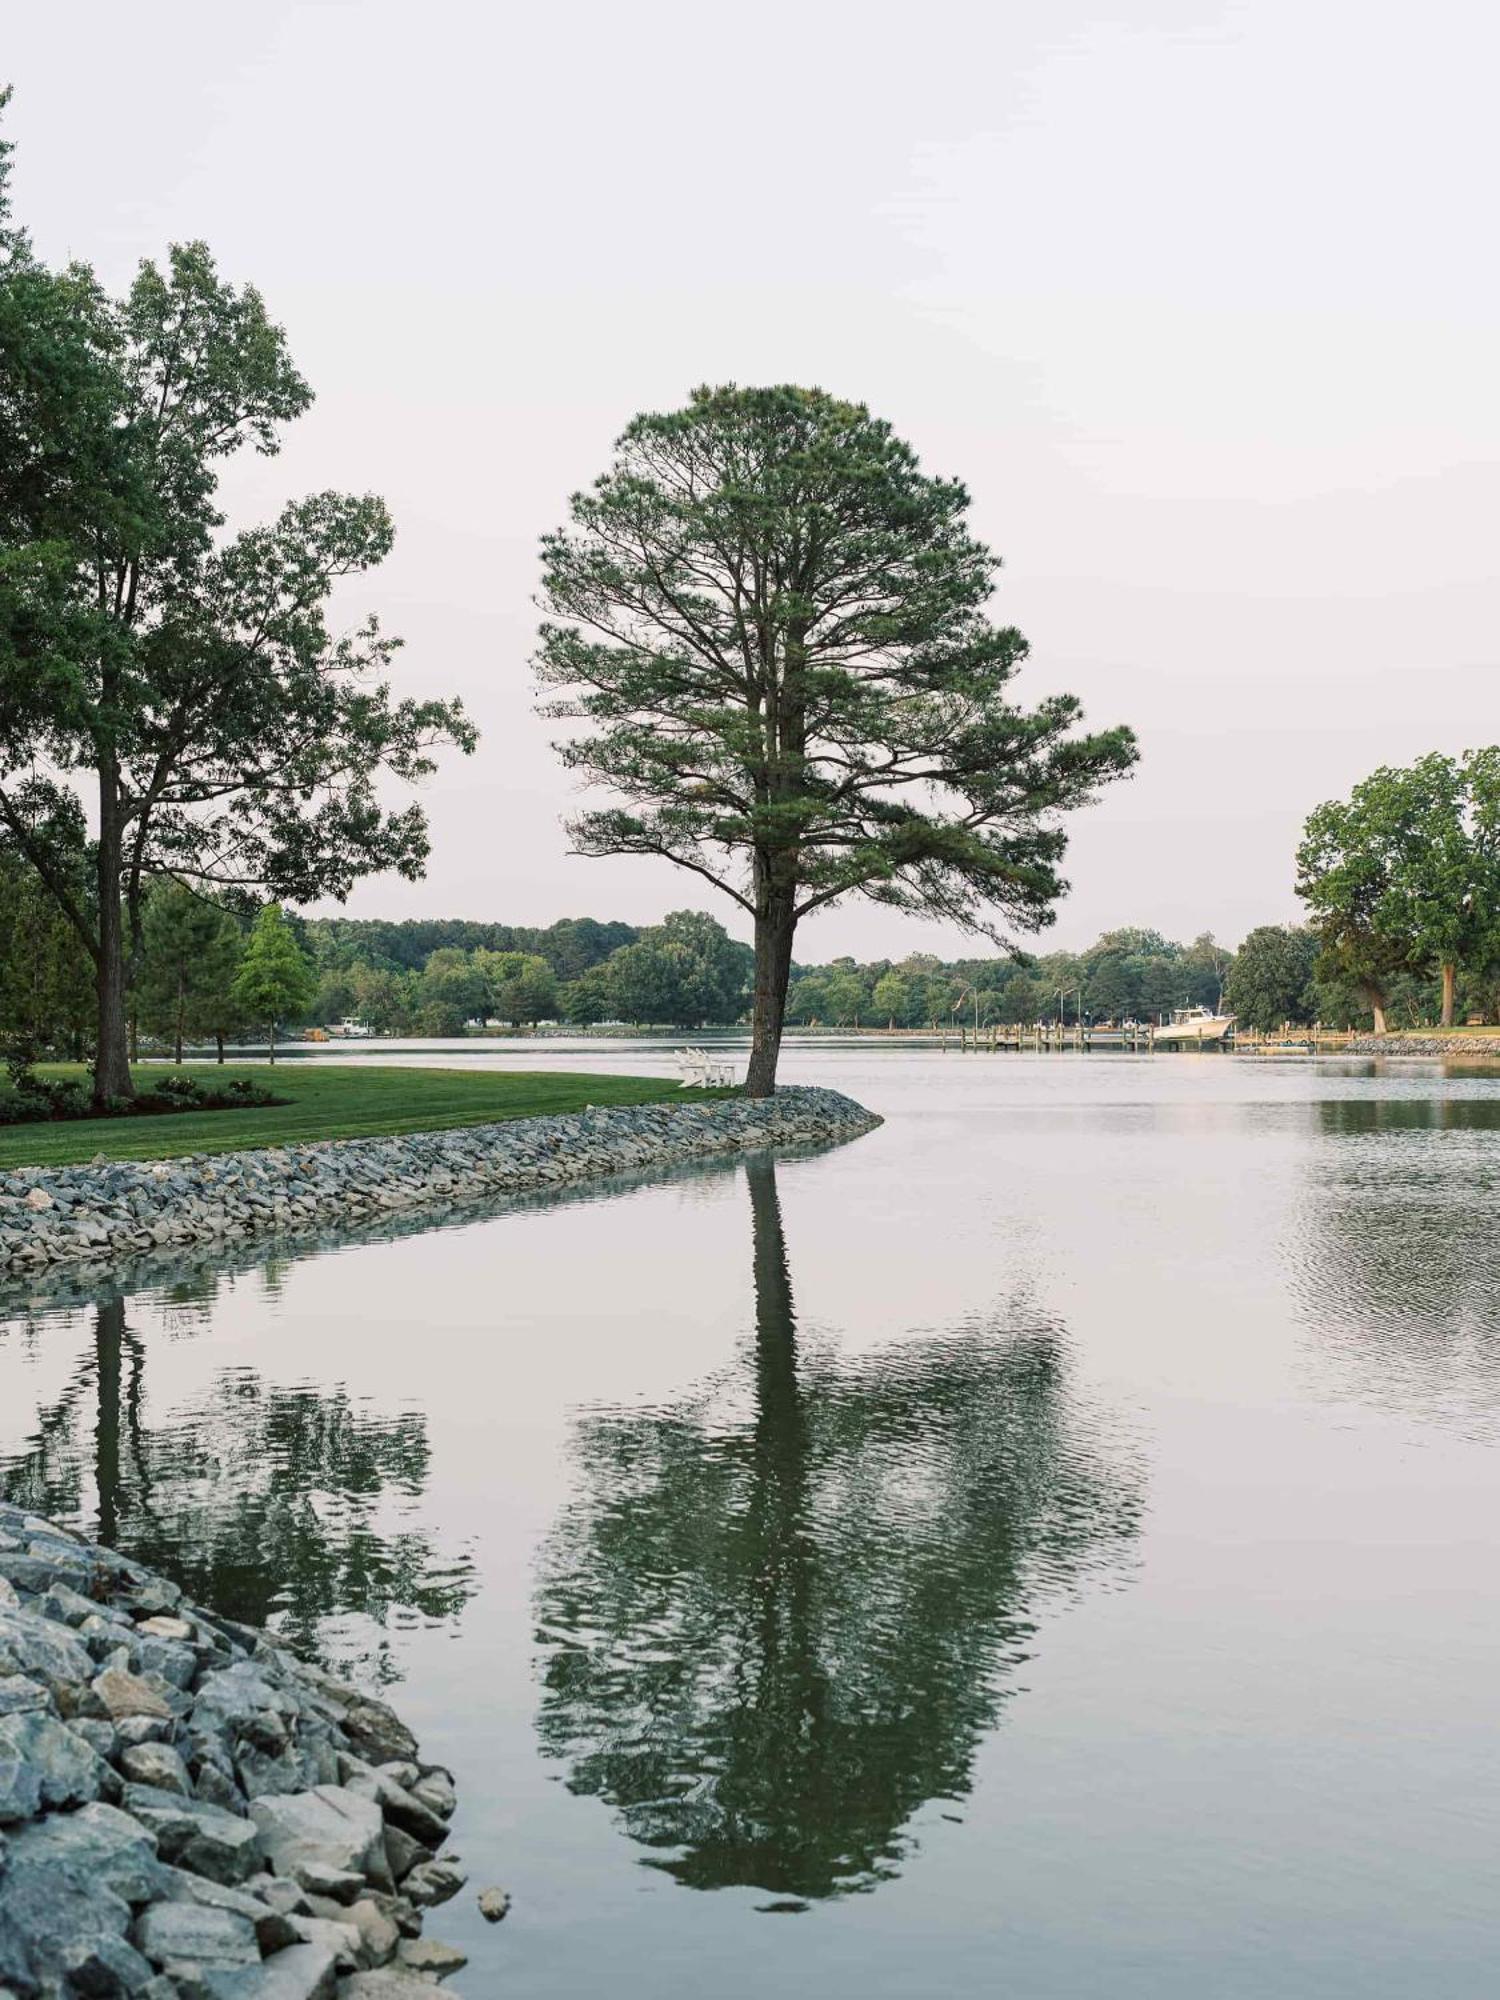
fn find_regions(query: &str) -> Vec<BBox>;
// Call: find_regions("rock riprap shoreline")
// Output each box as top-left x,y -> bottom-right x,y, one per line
1340,1034 -> 1500,1057
0,1501 -> 478,1999
0,1088 -> 881,1277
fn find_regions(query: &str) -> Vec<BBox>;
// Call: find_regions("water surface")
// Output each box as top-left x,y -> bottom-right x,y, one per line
2,1048 -> 1497,1997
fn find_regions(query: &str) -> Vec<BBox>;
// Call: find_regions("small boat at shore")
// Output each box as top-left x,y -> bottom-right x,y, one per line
1154,1005 -> 1235,1046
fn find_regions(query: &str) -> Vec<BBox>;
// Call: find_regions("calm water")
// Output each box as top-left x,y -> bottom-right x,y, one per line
3,1046 -> 1498,1997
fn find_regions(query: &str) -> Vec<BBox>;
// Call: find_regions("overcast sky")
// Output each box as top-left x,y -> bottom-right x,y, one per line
7,1 -> 1498,958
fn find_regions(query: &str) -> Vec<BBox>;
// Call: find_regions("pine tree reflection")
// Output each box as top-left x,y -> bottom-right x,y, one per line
534,1154 -> 1141,1902
2,1281 -> 472,1680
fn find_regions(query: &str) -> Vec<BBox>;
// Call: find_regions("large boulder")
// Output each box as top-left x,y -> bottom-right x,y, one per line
193,1941 -> 339,1999
248,1785 -> 387,1886
124,1784 -> 266,1885
0,1709 -> 111,1818
134,1898 -> 262,1973
3,1800 -> 169,1906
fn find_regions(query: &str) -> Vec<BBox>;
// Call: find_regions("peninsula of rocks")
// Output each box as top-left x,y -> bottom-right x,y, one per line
0,1089 -> 882,1279
0,1500 -> 481,1999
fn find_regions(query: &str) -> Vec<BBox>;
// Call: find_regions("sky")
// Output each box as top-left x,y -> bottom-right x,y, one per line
6,0 -> 1498,959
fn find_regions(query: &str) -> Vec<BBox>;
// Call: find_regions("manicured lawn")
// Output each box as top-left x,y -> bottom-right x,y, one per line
0,1064 -> 709,1169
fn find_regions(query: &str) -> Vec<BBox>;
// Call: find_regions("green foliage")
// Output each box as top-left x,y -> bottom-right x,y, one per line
233,904 -> 316,1052
0,100 -> 474,1099
604,912 -> 750,1027
0,804 -> 94,1058
536,383 -> 1137,1090
1297,751 -> 1500,1026
1224,926 -> 1321,1032
136,882 -> 245,1059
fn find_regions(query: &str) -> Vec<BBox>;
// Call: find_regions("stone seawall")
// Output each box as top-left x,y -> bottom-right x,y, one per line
1340,1035 -> 1500,1057
0,1501 -> 481,1999
0,1089 -> 881,1278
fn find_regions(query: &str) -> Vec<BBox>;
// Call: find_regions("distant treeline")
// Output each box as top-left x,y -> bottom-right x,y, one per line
1,841 -> 1478,1059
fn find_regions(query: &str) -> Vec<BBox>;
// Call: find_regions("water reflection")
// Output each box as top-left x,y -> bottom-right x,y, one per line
1288,1094 -> 1500,1440
0,1273 -> 474,1682
534,1153 -> 1142,1905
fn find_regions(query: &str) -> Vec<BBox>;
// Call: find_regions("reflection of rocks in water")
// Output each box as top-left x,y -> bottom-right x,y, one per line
534,1155 -> 1142,1903
0,1282 -> 474,1685
1288,1097 -> 1500,1439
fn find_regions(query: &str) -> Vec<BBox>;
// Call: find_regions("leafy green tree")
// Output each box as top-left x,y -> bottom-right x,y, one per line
415,948 -> 489,1036
0,103 -> 473,1106
560,966 -> 615,1025
536,385 -> 1136,1094
1224,925 -> 1320,1032
822,971 -> 866,1028
655,910 -> 750,1024
606,938 -> 694,1026
136,882 -> 243,1063
0,799 -> 95,1060
1184,932 -> 1234,1009
232,903 -> 315,1060
1297,755 -> 1479,1030
872,971 -> 913,1028
494,956 -> 559,1026
349,963 -> 414,1036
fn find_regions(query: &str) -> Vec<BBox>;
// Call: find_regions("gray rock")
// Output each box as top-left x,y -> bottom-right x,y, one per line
194,1942 -> 339,1999
116,1712 -> 177,1749
336,1971 -> 443,1998
161,1869 -> 299,1955
394,1935 -> 467,1979
133,1900 -> 261,1973
123,1785 -> 265,1885
407,1768 -> 455,1822
71,1714 -> 121,1761
248,1787 -> 386,1886
0,1902 -> 39,1999
341,1899 -> 399,1969
338,1699 -> 417,1770
121,1739 -> 193,1796
0,1673 -> 50,1718
245,1875 -> 312,1919
380,1824 -> 427,1883
3,1800 -> 167,1906
399,1856 -> 467,1908
39,1582 -> 108,1627
0,1603 -> 93,1691
288,1915 -> 364,1970
342,1768 -> 449,1848
0,1709 -> 109,1816
289,1862 -> 366,1905
0,1856 -> 147,1997
92,1665 -> 174,1721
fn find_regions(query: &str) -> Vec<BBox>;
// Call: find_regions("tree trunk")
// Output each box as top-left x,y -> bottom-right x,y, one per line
745,881 -> 796,1098
268,1018 -> 277,1065
1440,962 -> 1456,1028
174,973 -> 185,1065
92,787 -> 134,1108
1371,999 -> 1387,1034
215,1032 -> 225,1064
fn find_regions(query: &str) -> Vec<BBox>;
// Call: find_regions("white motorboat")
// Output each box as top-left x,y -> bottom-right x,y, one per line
1153,1005 -> 1235,1046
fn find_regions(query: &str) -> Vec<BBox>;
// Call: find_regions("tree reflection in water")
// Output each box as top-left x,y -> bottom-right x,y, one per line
1,1275 -> 473,1684
534,1154 -> 1142,1904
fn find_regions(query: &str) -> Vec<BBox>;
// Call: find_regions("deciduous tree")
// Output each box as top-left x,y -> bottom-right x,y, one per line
233,904 -> 315,1061
0,102 -> 473,1105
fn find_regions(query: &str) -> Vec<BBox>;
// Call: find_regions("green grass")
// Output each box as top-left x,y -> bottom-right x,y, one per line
0,1064 -> 711,1170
